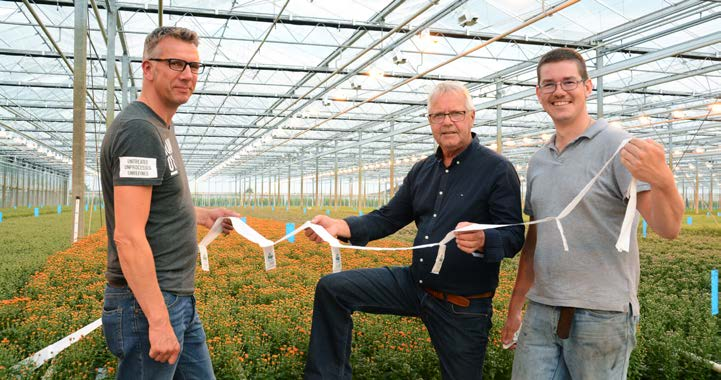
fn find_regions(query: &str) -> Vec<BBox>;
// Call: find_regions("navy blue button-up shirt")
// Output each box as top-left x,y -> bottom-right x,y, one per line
344,136 -> 525,295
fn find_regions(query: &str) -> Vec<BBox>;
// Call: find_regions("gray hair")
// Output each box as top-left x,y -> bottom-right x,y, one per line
143,26 -> 199,59
427,81 -> 474,113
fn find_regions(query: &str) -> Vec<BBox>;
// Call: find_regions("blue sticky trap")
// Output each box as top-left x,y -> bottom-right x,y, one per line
359,210 -> 364,216
93,205 -> 97,211
286,223 -> 295,243
240,217 -> 247,224
326,209 -> 330,215
718,212 -> 721,217
303,207 -> 307,215
642,220 -> 647,238
712,270 -> 718,316
0,212 -> 3,222
34,208 -> 39,217
687,216 -> 692,225
272,206 -> 275,211
85,204 -> 89,211
57,205 -> 62,214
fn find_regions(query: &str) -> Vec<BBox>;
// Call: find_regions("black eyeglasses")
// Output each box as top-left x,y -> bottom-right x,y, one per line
149,58 -> 205,74
428,111 -> 466,124
538,79 -> 585,94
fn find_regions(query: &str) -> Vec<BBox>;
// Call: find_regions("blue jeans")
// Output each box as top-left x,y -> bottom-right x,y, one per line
512,301 -> 639,380
102,285 -> 215,380
303,266 -> 493,380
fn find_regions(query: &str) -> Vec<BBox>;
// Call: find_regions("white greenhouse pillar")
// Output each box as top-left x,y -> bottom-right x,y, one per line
71,0 -> 88,242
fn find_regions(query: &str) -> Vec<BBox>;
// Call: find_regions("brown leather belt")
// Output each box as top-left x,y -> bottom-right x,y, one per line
423,288 -> 494,307
107,279 -> 128,288
557,307 -> 575,339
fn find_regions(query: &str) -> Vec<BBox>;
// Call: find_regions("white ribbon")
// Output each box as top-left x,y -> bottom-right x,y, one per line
198,139 -> 639,275
13,318 -> 102,371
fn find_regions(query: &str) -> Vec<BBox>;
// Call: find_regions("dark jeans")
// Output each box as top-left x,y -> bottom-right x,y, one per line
303,266 -> 493,380
102,285 -> 215,380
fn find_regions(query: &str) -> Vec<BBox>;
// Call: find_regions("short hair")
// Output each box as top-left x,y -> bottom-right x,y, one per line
427,81 -> 474,113
143,26 -> 199,59
536,48 -> 588,83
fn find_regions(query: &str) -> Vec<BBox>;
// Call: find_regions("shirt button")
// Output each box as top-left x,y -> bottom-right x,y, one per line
420,258 -> 424,262
424,235 -> 429,239
456,161 -> 460,164
445,169 -> 449,173
439,191 -> 443,195
419,280 -> 423,284
433,213 -> 437,217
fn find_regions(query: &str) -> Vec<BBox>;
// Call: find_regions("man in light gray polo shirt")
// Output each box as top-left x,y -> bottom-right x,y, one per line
501,48 -> 683,379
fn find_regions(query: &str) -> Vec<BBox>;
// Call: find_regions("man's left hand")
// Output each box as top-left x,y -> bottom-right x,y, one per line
620,138 -> 674,188
454,222 -> 485,254
198,207 -> 240,233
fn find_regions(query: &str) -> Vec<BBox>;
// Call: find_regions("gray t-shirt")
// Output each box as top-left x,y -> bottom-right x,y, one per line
101,101 -> 197,295
524,120 -> 650,315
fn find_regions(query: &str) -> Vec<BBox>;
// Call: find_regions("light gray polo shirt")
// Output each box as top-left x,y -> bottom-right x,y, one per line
525,119 -> 650,315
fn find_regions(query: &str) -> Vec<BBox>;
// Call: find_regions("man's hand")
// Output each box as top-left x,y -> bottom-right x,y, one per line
305,215 -> 351,242
148,319 -> 180,364
501,310 -> 523,350
620,138 -> 674,189
196,207 -> 239,233
454,222 -> 485,254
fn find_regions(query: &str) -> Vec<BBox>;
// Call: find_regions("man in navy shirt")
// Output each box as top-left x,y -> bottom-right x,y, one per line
303,81 -> 525,379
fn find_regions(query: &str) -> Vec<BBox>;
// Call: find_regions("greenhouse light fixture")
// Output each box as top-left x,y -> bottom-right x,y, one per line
392,49 -> 407,65
457,10 -> 478,27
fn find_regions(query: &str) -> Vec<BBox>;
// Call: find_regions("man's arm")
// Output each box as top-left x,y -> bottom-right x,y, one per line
308,169 -> 416,245
501,222 -> 537,348
113,185 -> 180,364
620,139 -> 683,239
471,160 -> 525,261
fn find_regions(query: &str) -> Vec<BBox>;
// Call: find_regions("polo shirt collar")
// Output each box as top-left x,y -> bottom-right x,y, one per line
547,119 -> 607,152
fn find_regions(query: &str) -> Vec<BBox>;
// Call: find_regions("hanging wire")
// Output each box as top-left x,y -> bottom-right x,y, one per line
672,109 -> 712,173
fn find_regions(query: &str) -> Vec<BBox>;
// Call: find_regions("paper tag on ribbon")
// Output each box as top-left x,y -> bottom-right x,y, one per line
263,245 -> 276,270
331,247 -> 342,273
199,245 -> 210,271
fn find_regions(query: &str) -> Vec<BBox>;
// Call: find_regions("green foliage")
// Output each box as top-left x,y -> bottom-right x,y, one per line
0,210 -> 719,379
0,209 -> 104,299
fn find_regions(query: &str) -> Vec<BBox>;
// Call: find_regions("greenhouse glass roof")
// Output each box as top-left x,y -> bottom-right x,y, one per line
0,0 -> 719,191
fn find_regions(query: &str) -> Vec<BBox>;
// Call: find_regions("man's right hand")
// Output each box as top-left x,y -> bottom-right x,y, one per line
148,320 -> 180,364
305,215 -> 351,242
501,311 -> 523,350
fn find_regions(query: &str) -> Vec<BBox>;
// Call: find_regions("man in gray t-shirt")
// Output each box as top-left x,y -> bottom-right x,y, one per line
102,101 -> 198,295
100,27 -> 237,379
502,48 -> 683,379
